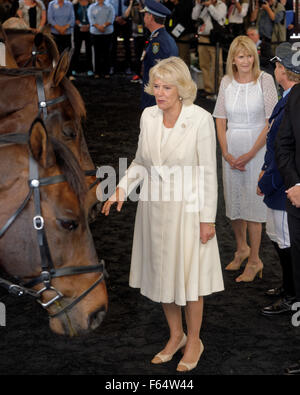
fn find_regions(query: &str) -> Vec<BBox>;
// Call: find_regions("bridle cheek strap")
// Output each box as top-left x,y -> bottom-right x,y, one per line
0,132 -> 108,317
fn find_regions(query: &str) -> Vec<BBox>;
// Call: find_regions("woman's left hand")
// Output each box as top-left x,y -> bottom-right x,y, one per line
200,223 -> 215,244
233,151 -> 254,171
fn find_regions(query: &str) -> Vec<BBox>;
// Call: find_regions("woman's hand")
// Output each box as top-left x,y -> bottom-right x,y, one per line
200,223 -> 215,244
102,187 -> 126,216
224,152 -> 236,169
233,151 -> 254,171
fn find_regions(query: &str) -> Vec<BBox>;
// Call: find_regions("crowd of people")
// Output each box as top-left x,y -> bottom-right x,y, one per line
7,0 -> 296,86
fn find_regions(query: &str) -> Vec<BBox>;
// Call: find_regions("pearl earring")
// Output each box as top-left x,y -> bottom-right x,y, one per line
179,96 -> 183,101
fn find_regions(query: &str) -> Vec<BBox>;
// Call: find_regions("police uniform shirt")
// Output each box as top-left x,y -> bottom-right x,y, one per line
141,27 -> 178,109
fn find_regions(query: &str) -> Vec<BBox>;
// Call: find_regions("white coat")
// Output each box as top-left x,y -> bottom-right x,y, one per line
119,104 -> 224,305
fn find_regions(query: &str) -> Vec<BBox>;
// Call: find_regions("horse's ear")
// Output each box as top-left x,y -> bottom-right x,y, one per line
29,119 -> 55,168
50,49 -> 72,87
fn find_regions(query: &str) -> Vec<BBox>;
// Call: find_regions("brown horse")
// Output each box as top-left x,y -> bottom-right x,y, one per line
0,27 -> 100,211
2,27 -> 59,68
0,119 -> 108,335
0,52 -> 100,215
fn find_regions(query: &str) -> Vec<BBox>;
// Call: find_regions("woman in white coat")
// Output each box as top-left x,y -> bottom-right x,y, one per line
102,57 -> 224,372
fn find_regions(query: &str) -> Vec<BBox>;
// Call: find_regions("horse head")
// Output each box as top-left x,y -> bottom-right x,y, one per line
0,119 -> 108,335
3,27 -> 59,68
0,49 -> 100,218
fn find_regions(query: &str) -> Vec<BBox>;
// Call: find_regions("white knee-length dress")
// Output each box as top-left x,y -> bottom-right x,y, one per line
213,72 -> 278,222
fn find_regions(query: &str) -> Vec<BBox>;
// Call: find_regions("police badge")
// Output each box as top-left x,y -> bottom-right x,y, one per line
152,43 -> 160,55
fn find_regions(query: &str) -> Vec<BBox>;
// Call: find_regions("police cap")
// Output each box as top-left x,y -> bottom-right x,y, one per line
141,0 -> 171,18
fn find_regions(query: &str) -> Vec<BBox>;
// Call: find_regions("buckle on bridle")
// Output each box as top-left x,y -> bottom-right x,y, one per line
37,286 -> 63,309
9,284 -> 25,297
33,215 -> 44,230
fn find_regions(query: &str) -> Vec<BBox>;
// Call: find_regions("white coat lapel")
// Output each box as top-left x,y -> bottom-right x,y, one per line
160,104 -> 194,165
146,106 -> 163,166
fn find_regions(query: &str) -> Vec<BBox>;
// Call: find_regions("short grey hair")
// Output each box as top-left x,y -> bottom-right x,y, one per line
145,57 -> 197,105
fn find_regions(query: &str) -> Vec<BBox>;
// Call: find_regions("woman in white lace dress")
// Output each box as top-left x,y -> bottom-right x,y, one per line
213,36 -> 278,282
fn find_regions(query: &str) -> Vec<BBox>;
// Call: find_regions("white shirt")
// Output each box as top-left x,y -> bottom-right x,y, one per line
228,1 -> 249,24
192,1 -> 227,36
161,125 -> 172,149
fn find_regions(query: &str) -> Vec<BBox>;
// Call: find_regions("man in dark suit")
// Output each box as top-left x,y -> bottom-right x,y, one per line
258,43 -> 300,317
275,42 -> 300,375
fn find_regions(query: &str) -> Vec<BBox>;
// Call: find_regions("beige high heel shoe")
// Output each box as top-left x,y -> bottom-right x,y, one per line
176,339 -> 204,372
151,333 -> 187,364
225,247 -> 250,271
235,260 -> 263,282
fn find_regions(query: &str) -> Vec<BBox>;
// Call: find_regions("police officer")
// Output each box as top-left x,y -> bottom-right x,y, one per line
141,0 -> 178,109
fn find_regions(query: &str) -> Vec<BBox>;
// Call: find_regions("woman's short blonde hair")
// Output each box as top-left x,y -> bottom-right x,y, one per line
144,57 -> 197,105
226,36 -> 261,82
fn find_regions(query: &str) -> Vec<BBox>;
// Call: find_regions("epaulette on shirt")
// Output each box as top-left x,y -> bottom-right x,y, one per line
151,31 -> 160,40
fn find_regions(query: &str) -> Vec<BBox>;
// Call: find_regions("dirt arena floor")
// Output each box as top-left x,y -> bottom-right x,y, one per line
1,72 -> 300,377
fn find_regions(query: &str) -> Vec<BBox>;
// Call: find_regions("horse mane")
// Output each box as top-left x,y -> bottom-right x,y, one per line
3,28 -> 34,35
61,77 -> 86,120
50,136 -> 87,204
42,33 -> 59,64
0,67 -> 50,76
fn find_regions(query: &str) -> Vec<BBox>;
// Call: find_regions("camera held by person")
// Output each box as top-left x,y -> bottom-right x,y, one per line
258,0 -> 267,6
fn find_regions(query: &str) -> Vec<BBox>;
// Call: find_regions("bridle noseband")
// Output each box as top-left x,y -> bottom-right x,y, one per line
0,132 -> 107,319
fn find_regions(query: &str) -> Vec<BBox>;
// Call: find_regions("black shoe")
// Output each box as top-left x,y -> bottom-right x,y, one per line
260,296 -> 296,316
284,361 -> 300,375
264,286 -> 285,297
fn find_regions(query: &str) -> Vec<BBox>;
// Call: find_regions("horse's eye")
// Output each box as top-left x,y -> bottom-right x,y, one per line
58,219 -> 79,231
62,126 -> 77,140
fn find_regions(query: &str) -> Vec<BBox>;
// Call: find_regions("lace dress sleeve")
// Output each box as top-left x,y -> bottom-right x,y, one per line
213,76 -> 230,119
260,72 -> 278,119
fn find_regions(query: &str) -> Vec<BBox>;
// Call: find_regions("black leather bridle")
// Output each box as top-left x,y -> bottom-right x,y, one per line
0,131 -> 107,319
34,70 -> 100,188
0,70 -> 104,319
21,44 -> 48,68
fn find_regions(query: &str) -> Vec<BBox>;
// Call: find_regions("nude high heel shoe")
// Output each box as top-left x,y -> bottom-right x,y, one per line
176,339 -> 204,372
225,247 -> 250,271
235,260 -> 263,282
151,333 -> 187,364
